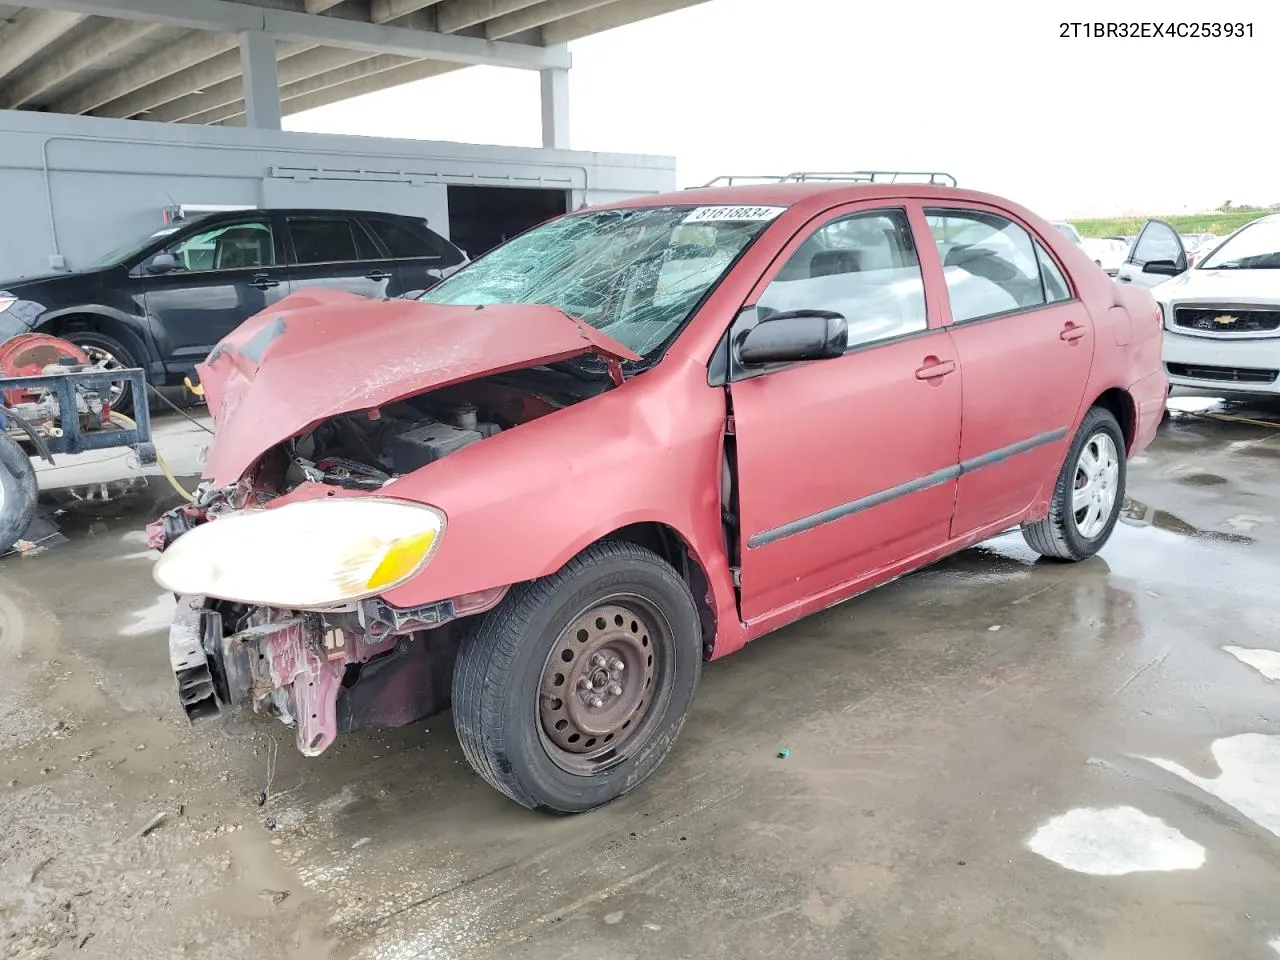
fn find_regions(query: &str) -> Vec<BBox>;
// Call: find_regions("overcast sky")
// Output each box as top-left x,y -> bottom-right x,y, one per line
286,0 -> 1278,219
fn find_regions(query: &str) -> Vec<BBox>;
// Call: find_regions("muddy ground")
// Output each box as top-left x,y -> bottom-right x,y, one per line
2,402 -> 1279,960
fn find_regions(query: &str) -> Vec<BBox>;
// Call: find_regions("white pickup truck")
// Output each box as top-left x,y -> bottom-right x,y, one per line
1118,215 -> 1280,398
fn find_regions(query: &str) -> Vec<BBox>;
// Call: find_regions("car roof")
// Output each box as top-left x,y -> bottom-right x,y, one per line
182,208 -> 425,224
588,182 -> 1039,217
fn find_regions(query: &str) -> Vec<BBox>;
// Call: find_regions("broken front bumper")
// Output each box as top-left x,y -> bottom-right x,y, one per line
169,596 -> 391,756
168,590 -> 502,756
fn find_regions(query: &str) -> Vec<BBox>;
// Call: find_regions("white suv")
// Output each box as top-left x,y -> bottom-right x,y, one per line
1118,215 -> 1280,398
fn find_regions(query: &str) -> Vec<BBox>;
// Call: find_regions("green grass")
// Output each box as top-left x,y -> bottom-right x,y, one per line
1072,210 -> 1272,239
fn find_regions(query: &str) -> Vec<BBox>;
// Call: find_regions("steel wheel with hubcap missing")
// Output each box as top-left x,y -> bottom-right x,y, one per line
452,539 -> 702,814
1072,432 -> 1119,538
1022,405 -> 1127,561
538,598 -> 668,774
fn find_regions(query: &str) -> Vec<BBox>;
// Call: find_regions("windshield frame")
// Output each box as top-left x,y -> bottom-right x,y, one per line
420,202 -> 784,369
1197,218 -> 1280,270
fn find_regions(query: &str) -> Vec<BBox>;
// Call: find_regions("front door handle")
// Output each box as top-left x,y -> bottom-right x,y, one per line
365,269 -> 393,282
1117,274 -> 1133,282
248,273 -> 279,290
1060,323 -> 1088,342
915,357 -> 957,380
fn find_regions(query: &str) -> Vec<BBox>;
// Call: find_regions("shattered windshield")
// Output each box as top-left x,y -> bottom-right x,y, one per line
1199,219 -> 1280,269
420,204 -> 784,358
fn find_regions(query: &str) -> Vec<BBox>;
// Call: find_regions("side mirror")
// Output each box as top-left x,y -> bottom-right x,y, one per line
145,252 -> 179,275
738,310 -> 848,365
1141,259 -> 1183,276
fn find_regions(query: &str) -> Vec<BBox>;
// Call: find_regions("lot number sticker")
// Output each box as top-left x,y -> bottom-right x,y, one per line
682,205 -> 786,224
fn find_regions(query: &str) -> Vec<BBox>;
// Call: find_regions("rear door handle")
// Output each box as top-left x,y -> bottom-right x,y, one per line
365,269 -> 393,281
915,357 -> 957,380
1117,274 -> 1132,282
1060,324 -> 1088,342
248,273 -> 279,289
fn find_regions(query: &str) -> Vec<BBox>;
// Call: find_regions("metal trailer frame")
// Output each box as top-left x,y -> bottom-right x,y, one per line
0,367 -> 156,466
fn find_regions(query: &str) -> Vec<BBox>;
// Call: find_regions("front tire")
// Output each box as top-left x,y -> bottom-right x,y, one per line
1022,406 -> 1126,561
452,539 -> 702,814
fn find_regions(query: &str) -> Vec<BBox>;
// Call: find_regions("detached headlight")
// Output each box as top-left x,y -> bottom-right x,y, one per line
153,498 -> 445,608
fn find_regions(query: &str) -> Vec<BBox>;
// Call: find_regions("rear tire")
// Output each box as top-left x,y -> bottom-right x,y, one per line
0,434 -> 38,557
452,539 -> 702,814
63,329 -> 139,415
1022,406 -> 1126,561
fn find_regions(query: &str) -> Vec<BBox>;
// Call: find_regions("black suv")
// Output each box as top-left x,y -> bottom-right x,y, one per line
0,208 -> 467,411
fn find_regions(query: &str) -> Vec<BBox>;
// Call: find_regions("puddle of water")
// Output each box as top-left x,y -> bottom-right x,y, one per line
119,592 -> 176,638
1177,473 -> 1228,487
1223,646 -> 1280,682
1119,496 -> 1254,545
1140,734 -> 1280,840
1026,806 -> 1205,875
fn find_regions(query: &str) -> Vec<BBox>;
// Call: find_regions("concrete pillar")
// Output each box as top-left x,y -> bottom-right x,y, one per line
540,65 -> 569,150
239,31 -> 282,130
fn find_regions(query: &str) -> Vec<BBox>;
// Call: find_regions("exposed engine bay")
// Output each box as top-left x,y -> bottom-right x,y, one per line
251,366 -> 606,498
156,364 -> 611,755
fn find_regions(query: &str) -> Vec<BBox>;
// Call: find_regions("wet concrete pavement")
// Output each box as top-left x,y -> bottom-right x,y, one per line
2,402 -> 1279,960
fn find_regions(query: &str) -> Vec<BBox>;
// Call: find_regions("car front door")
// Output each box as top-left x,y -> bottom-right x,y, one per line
284,215 -> 398,298
922,205 -> 1095,537
140,216 -> 291,375
727,205 -> 963,624
1117,219 -> 1187,287
359,215 -> 468,295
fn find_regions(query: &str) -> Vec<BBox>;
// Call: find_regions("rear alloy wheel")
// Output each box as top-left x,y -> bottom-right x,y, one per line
452,539 -> 702,814
1022,406 -> 1126,561
0,434 -> 38,557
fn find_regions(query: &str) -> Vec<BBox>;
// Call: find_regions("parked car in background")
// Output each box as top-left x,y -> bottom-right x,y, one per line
1120,215 -> 1280,398
1050,221 -> 1124,276
1181,233 -> 1219,267
149,178 -> 1168,815
0,209 -> 468,411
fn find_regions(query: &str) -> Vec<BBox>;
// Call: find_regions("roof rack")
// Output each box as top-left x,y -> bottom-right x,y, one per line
696,170 -> 958,188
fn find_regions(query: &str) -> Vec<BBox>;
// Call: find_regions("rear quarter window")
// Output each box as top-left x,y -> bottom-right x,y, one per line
365,218 -> 465,266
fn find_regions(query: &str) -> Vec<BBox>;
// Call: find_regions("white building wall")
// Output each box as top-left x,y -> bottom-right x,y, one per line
0,111 -> 677,280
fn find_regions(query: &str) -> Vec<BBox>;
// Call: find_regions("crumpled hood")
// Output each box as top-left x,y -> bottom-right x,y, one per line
198,288 -> 641,486
1153,267 -> 1280,304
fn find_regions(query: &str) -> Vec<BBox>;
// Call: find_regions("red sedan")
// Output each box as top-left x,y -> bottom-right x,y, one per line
150,175 -> 1168,814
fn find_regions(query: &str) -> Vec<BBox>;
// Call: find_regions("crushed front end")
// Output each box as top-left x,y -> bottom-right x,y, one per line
168,586 -> 503,755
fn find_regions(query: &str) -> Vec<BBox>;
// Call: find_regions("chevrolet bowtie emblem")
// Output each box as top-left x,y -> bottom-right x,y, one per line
1213,314 -> 1239,325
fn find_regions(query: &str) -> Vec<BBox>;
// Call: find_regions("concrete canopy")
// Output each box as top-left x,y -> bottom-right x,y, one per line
0,0 -> 708,142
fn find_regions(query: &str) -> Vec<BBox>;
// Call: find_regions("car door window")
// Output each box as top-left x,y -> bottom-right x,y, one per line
925,209 -> 1050,322
166,221 -> 273,272
365,217 -> 462,266
755,209 -> 926,348
288,218 -> 360,265
1128,221 -> 1183,267
352,222 -> 382,260
1036,243 -> 1072,302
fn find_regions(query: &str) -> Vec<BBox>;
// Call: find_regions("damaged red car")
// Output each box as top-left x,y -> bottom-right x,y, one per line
150,178 -> 1168,814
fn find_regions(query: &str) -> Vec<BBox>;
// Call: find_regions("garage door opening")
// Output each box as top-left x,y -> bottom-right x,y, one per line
446,186 -> 569,260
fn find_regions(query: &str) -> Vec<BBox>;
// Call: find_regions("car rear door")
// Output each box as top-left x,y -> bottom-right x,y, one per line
920,204 -> 1095,537
359,215 -> 468,296
1117,219 -> 1187,287
283,214 -> 398,299
727,203 -> 962,624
